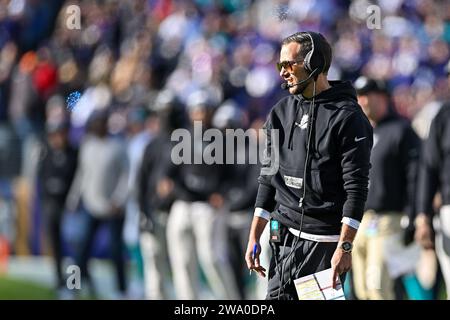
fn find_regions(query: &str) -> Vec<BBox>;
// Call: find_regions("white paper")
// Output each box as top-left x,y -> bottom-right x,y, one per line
294,268 -> 346,300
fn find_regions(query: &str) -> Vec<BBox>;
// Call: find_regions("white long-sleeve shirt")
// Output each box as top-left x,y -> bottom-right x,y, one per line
67,135 -> 129,218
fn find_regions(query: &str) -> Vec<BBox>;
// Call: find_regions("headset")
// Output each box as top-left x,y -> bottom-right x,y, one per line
303,31 -> 327,79
276,31 -> 327,300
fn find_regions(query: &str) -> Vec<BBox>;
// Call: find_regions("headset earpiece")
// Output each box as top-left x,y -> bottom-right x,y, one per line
304,50 -> 313,73
304,31 -> 326,80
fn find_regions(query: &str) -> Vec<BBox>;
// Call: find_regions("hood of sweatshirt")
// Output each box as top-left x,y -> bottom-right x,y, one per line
293,80 -> 358,104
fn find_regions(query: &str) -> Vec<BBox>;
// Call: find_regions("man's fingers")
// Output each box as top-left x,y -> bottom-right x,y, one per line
247,259 -> 254,270
256,270 -> 266,278
245,251 -> 254,269
254,266 -> 266,278
331,268 -> 338,289
254,256 -> 260,267
246,256 -> 265,277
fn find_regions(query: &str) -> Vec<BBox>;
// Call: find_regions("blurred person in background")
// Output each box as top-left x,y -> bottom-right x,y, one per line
38,111 -> 77,298
137,90 -> 185,300
0,41 -> 17,124
0,41 -> 21,253
352,76 -> 421,300
166,89 -> 239,299
211,100 -> 260,299
65,109 -> 129,299
410,72 -> 447,300
122,106 -> 154,299
416,61 -> 450,300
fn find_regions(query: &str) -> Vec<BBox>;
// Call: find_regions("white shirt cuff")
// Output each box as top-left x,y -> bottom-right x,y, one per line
341,217 -> 360,230
254,207 -> 271,221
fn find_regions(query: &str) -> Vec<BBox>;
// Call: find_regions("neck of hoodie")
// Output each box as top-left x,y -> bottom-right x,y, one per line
300,76 -> 331,99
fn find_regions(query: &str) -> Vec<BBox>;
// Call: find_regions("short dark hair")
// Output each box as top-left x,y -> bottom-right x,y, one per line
281,32 -> 332,75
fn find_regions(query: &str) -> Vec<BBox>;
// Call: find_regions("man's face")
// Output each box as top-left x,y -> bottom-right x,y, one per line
279,42 -> 310,95
189,106 -> 208,123
357,92 -> 381,121
47,130 -> 67,149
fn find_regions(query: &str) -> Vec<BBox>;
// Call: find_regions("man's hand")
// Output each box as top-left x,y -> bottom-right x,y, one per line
245,216 -> 269,277
331,248 -> 352,289
245,241 -> 266,278
332,223 -> 357,288
415,213 -> 434,249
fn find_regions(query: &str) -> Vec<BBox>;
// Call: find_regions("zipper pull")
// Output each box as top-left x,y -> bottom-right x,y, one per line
299,197 -> 304,208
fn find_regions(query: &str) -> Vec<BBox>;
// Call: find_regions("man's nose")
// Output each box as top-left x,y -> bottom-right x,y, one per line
279,67 -> 289,78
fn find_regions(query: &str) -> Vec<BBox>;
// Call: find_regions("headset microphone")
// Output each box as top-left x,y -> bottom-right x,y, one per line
280,68 -> 319,90
280,82 -> 289,90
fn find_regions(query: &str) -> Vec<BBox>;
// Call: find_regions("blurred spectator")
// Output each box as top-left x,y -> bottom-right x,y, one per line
8,50 -> 39,140
212,100 -> 259,299
416,61 -> 450,299
65,110 -> 129,298
122,106 -> 153,299
137,90 -> 185,299
0,41 -> 18,122
37,114 -> 77,297
166,89 -> 238,299
352,76 -> 421,300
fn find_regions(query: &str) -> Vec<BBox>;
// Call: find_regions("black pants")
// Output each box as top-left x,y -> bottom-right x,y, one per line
42,199 -> 65,288
266,222 -> 343,300
75,213 -> 126,295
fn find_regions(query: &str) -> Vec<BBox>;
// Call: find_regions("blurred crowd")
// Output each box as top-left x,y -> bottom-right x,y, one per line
0,0 -> 450,300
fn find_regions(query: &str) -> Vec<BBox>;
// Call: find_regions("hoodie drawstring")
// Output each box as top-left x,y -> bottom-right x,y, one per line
288,101 -> 302,150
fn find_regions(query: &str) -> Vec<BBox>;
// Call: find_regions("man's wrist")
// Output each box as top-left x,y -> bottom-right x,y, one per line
337,241 -> 353,253
254,207 -> 270,221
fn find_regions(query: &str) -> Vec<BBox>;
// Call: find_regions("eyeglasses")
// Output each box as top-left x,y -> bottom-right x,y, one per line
276,59 -> 304,72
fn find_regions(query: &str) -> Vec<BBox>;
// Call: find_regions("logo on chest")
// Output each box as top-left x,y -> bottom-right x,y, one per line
294,114 -> 309,130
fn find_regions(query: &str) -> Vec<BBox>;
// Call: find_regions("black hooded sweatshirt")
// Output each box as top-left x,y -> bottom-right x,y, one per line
255,81 -> 373,235
365,111 -> 420,220
417,102 -> 450,217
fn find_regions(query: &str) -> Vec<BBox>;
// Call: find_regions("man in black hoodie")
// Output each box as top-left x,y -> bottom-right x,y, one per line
245,31 -> 373,300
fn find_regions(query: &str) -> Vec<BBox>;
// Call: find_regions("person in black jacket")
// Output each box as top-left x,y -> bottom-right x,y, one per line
245,31 -> 373,300
416,62 -> 450,298
351,76 -> 421,300
212,100 -> 261,299
38,118 -> 78,295
137,90 -> 185,299
166,89 -> 239,299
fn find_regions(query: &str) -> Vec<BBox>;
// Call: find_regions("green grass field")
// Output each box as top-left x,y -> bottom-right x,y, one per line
0,276 -> 56,300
